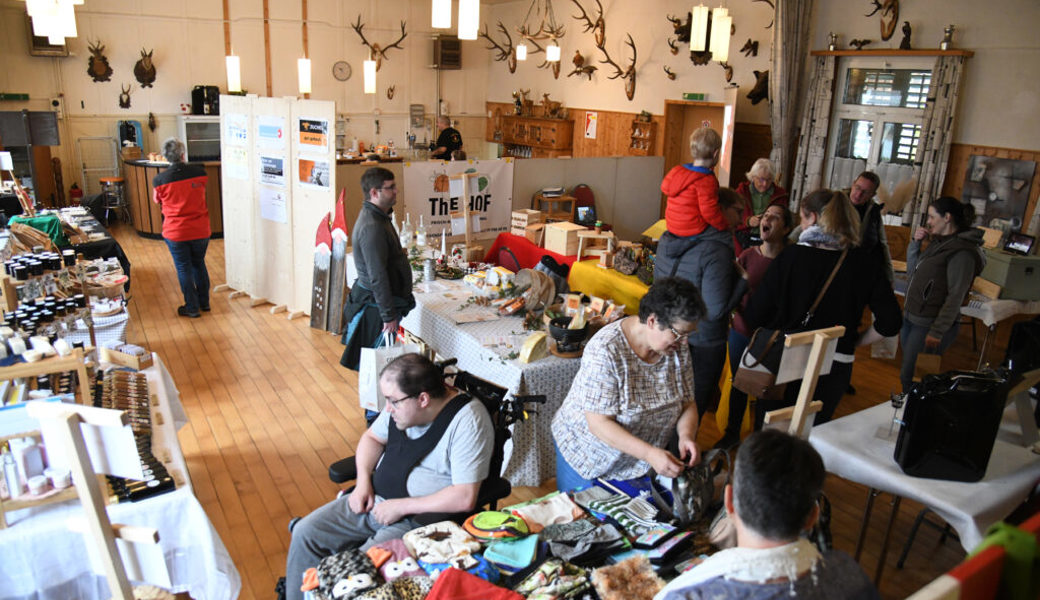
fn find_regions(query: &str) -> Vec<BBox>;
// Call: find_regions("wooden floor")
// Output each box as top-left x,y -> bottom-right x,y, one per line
115,222 -> 1013,600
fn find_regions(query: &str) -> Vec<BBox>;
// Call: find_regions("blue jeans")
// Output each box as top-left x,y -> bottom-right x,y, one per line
164,237 -> 210,312
555,440 -> 594,493
900,319 -> 960,393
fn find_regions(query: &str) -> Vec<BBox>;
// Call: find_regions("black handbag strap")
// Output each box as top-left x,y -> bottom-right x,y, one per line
801,248 -> 848,327
741,328 -> 782,369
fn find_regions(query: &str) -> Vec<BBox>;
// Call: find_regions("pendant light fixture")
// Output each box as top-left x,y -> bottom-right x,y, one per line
458,0 -> 479,40
709,5 -> 731,63
363,57 -> 377,94
516,42 -> 528,61
546,41 -> 561,62
432,0 -> 451,28
297,58 -> 312,94
689,4 -> 709,51
226,55 -> 242,93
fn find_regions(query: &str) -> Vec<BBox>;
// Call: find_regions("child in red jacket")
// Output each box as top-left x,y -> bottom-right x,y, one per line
661,127 -> 730,246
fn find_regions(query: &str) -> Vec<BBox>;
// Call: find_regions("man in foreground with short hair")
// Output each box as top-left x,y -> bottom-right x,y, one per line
655,430 -> 879,600
285,353 -> 493,600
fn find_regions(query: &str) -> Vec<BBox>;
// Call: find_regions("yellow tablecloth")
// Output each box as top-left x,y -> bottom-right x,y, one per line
567,259 -> 648,315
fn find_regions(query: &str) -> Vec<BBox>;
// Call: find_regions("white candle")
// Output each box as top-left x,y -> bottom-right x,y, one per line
440,229 -> 447,257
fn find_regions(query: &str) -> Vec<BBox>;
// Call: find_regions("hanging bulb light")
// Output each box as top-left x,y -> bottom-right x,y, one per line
689,4 -> 709,51
226,55 -> 242,93
432,0 -> 451,28
516,42 -> 528,61
709,6 -> 731,63
363,58 -> 377,94
546,40 -> 561,62
458,0 -> 479,40
297,58 -> 312,94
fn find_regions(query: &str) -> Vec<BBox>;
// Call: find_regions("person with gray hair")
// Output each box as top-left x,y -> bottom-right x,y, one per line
655,430 -> 879,600
734,158 -> 788,251
151,136 -> 211,318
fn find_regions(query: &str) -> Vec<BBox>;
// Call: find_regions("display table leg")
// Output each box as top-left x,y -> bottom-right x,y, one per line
874,494 -> 903,586
976,324 -> 995,370
854,487 -> 879,562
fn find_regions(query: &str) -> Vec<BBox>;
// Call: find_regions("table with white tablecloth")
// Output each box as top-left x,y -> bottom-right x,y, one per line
0,354 -> 240,600
401,279 -> 582,487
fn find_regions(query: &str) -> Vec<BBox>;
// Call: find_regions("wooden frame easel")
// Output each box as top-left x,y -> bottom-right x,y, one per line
763,326 -> 845,439
449,172 -> 484,261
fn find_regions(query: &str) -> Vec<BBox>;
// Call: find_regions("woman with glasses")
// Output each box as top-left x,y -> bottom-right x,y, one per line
551,277 -> 708,492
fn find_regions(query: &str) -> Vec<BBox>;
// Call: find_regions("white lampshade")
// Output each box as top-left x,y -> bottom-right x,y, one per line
546,41 -> 561,62
26,0 -> 52,18
516,42 -> 527,61
297,58 -> 312,94
709,7 -> 731,63
226,55 -> 242,93
53,1 -> 77,38
458,0 -> 479,40
363,59 -> 377,94
432,0 -> 451,28
690,4 -> 709,51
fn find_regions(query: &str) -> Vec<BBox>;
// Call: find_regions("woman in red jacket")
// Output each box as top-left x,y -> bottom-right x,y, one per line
733,158 -> 788,252
152,138 -> 211,318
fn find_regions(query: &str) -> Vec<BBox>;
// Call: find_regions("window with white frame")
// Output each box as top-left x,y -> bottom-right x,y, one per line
825,58 -> 933,192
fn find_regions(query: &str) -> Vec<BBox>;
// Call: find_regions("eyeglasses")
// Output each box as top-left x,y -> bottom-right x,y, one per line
668,326 -> 692,342
386,393 -> 417,408
380,183 -> 397,191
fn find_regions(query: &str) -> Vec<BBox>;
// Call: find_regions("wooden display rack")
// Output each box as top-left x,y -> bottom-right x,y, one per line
629,119 -> 656,155
0,348 -> 94,528
449,173 -> 485,261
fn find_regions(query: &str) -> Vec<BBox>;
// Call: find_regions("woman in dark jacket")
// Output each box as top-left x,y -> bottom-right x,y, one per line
900,197 -> 985,392
744,189 -> 902,426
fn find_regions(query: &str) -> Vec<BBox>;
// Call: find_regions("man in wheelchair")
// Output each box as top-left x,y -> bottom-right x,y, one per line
285,353 -> 494,600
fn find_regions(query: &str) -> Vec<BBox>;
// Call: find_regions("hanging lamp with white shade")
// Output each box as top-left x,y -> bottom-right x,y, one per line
516,42 -> 528,61
432,0 -> 451,28
708,5 -> 731,62
363,58 -> 377,94
226,55 -> 242,93
546,40 -> 561,62
297,58 -> 312,94
689,4 -> 709,51
458,0 -> 479,40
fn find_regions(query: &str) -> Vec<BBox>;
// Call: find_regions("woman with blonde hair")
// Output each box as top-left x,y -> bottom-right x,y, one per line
742,189 -> 901,426
734,158 -> 788,251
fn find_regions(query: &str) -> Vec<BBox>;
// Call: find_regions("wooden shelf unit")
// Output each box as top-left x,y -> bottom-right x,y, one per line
629,120 -> 657,155
493,115 -> 574,159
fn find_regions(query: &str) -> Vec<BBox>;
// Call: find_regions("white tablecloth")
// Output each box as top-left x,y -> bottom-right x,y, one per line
401,279 -> 582,486
0,354 -> 240,600
809,401 -> 1040,551
961,295 -> 1040,328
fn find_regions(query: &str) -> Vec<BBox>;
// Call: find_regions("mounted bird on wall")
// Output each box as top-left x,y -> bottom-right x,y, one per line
87,39 -> 113,82
568,50 -> 597,80
134,49 -> 156,88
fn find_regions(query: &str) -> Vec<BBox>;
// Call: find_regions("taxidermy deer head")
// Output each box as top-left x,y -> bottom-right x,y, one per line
119,84 -> 132,109
352,16 -> 407,71
480,22 -> 517,74
87,39 -> 113,82
134,48 -> 156,88
866,0 -> 899,41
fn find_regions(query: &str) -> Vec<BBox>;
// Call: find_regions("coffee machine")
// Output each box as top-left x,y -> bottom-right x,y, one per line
191,85 -> 220,115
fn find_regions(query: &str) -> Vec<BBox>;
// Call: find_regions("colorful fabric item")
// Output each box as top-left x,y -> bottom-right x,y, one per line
547,522 -> 627,564
485,535 -> 539,570
369,539 -> 426,581
316,549 -> 381,600
587,494 -> 659,537
356,576 -> 433,600
425,567 -> 523,600
463,511 -> 530,540
403,520 -> 482,564
505,492 -> 584,533
541,519 -> 596,542
514,558 -> 592,600
301,567 -> 320,592
418,552 -> 499,583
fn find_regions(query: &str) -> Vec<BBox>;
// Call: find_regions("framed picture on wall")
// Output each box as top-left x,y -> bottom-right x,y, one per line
25,16 -> 69,57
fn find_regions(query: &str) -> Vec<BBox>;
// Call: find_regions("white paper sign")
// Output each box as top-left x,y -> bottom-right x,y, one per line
260,154 -> 286,187
224,114 -> 248,146
259,185 -> 287,223
584,111 -> 598,139
256,115 -> 286,151
224,146 -> 249,180
298,117 -> 329,152
775,337 -> 838,385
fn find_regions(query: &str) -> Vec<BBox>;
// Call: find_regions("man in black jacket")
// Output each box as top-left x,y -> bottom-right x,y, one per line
849,171 -> 894,284
430,115 -> 462,160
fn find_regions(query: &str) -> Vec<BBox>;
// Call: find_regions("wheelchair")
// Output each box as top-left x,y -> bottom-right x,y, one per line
327,358 -> 546,521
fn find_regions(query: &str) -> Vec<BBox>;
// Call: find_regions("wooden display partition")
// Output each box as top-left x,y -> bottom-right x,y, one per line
218,95 -> 336,318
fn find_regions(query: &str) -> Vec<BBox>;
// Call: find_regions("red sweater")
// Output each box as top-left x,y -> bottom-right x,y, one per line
152,162 -> 211,241
662,164 -> 726,236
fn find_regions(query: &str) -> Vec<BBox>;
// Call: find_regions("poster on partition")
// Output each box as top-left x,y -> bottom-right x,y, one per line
259,185 -> 287,223
298,117 -> 329,153
401,159 -> 513,242
260,154 -> 286,187
299,157 -> 330,189
224,114 -> 248,146
256,115 -> 286,151
224,146 -> 249,180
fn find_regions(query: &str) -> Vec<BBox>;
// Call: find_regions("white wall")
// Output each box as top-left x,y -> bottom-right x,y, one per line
811,0 -> 1040,151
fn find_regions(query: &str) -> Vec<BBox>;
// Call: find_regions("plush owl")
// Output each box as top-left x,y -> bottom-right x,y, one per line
316,549 -> 381,600
368,539 -> 426,581
356,576 -> 433,600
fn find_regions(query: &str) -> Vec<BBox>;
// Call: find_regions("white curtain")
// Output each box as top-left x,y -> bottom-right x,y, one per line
788,54 -> 836,210
769,0 -> 815,192
910,55 -> 966,226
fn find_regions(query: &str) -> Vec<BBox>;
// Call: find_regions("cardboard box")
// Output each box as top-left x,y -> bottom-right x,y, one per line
544,222 -> 586,256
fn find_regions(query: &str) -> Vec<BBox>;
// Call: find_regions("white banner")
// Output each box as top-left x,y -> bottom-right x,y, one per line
401,159 -> 514,243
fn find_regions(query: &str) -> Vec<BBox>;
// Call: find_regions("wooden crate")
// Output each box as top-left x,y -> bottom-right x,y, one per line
544,222 -> 586,256
100,347 -> 153,371
525,223 -> 545,246
511,209 -> 544,230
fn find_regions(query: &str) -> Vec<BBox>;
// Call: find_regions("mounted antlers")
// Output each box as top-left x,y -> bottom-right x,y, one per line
667,37 -> 680,55
480,22 -> 516,73
571,0 -> 605,47
663,65 -> 676,80
351,16 -> 407,71
599,33 -> 637,101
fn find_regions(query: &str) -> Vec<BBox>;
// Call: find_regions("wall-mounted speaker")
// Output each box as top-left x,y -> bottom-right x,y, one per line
433,36 -> 461,70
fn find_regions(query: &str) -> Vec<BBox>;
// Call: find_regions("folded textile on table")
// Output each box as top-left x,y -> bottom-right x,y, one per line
367,539 -> 426,581
403,520 -> 482,564
546,522 -> 628,566
356,575 -> 433,600
418,552 -> 500,583
425,566 -> 523,600
587,494 -> 660,537
505,491 -> 585,533
316,548 -> 381,600
514,557 -> 592,600
485,535 -> 540,571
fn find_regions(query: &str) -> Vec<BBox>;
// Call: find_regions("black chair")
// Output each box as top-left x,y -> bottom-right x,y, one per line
327,359 -> 545,521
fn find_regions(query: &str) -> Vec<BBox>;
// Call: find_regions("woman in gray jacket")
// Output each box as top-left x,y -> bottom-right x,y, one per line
900,196 -> 985,392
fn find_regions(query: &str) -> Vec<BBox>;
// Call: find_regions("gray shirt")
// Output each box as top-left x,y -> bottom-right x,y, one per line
370,399 -> 494,498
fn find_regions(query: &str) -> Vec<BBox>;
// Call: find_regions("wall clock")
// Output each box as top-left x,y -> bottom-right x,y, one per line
332,60 -> 352,81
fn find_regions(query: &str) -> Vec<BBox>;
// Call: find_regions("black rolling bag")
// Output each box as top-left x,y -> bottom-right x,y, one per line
894,370 -> 1010,482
